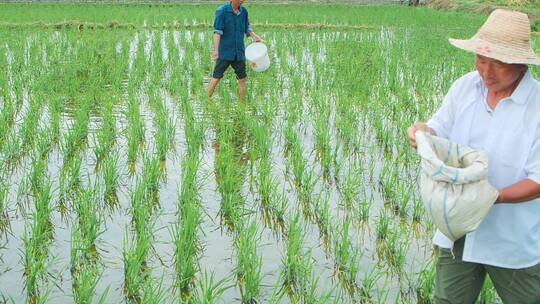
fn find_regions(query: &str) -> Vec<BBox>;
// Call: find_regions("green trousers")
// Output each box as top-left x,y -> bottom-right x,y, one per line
434,237 -> 540,304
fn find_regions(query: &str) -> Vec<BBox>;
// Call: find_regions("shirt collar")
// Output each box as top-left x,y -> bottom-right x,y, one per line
226,2 -> 242,15
475,69 -> 534,105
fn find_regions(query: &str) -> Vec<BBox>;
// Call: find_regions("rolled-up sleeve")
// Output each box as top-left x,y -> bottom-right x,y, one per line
245,10 -> 252,36
426,81 -> 459,139
525,122 -> 540,184
214,8 -> 224,35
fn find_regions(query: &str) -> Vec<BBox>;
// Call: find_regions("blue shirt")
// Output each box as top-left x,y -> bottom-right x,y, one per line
213,2 -> 253,61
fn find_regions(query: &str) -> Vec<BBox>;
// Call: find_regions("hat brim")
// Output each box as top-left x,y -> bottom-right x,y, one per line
449,37 -> 540,65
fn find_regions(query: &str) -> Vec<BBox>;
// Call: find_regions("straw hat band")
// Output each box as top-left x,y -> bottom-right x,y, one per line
449,9 -> 540,65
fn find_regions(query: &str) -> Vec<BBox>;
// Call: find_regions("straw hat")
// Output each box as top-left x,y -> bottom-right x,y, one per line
449,9 -> 540,65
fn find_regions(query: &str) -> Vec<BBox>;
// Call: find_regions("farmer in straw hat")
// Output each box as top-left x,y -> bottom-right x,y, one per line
407,9 -> 540,303
207,0 -> 261,101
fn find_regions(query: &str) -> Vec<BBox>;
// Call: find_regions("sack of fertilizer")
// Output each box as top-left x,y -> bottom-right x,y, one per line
415,131 -> 498,241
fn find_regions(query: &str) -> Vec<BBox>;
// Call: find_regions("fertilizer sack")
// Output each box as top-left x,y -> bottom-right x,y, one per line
415,131 -> 498,241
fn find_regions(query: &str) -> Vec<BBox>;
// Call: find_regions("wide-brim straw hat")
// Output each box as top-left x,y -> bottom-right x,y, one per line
449,9 -> 540,65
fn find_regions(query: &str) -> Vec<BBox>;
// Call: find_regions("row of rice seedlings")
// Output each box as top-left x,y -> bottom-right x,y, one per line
213,106 -> 248,230
414,261 -> 435,303
102,150 -> 120,208
379,225 -> 410,276
3,92 -> 43,171
58,154 -> 82,212
124,93 -> 145,172
148,92 -> 176,164
234,221 -> 263,304
22,180 -> 54,303
284,122 -> 316,220
70,186 -> 108,303
0,89 -> 16,154
279,213 -> 329,303
123,176 -> 163,302
332,217 -> 360,299
61,98 -> 90,166
172,152 -> 202,300
311,95 -> 334,182
0,179 -> 8,233
93,96 -> 117,169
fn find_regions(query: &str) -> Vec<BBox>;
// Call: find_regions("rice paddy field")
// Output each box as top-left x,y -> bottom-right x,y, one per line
0,3 -> 539,303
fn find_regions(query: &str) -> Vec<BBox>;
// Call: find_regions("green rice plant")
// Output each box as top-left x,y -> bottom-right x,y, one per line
214,136 -> 246,230
23,181 -> 53,304
312,99 -> 333,181
141,152 -> 161,196
154,109 -> 176,163
140,278 -> 167,304
195,270 -> 233,304
235,221 -> 262,304
93,97 -> 116,167
58,154 -> 82,210
48,96 -> 61,144
281,212 -> 318,302
415,262 -> 435,304
171,196 -> 202,298
122,214 -> 156,303
0,180 -> 8,232
2,127 -> 22,171
376,209 -> 390,241
313,192 -> 331,251
0,95 -> 15,149
125,95 -> 145,170
383,228 -> 409,275
71,262 -> 106,304
333,218 -> 360,297
340,162 -> 362,210
62,99 -> 90,164
73,185 -> 102,264
359,266 -> 383,303
412,197 -> 424,222
358,193 -> 374,223
18,94 -> 42,154
102,150 -> 120,208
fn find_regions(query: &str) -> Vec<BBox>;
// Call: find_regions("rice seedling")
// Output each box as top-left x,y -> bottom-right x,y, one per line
359,265 -> 383,303
102,150 -> 120,208
22,181 -> 53,304
93,96 -> 116,167
61,99 -> 90,164
172,166 -> 202,298
125,94 -> 145,170
333,217 -> 360,297
0,180 -> 8,232
235,221 -> 262,304
376,209 -> 390,241
415,261 -> 435,304
196,270 -> 233,304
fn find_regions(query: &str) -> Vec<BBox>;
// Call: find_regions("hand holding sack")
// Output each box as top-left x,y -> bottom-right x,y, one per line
415,131 -> 498,241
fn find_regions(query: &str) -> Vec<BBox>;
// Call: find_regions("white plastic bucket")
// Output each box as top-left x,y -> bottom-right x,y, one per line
245,42 -> 270,72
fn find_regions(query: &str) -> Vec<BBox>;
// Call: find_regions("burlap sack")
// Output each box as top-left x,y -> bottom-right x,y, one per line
415,131 -> 499,241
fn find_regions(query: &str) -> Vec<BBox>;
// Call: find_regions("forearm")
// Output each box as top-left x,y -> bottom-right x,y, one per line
213,33 -> 220,51
497,179 -> 540,204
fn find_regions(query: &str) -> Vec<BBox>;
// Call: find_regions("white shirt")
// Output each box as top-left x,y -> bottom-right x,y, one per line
427,70 -> 540,269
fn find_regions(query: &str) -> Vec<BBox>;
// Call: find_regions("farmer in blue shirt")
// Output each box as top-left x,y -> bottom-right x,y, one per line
207,0 -> 261,101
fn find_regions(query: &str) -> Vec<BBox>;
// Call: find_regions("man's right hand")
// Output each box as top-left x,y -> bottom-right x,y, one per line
211,50 -> 218,61
407,122 -> 435,149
